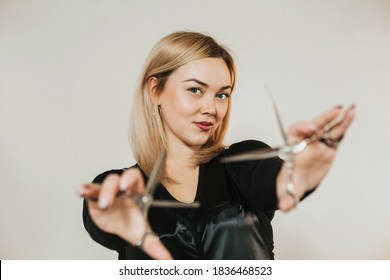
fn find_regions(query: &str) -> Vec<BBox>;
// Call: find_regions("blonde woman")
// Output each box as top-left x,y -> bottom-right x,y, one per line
79,31 -> 355,260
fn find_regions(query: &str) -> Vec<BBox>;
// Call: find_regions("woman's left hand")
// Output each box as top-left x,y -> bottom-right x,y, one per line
277,105 -> 356,211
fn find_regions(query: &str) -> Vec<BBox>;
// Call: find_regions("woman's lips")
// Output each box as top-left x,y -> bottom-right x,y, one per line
194,121 -> 213,131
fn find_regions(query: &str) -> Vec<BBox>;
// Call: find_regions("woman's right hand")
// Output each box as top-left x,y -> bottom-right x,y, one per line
78,168 -> 172,260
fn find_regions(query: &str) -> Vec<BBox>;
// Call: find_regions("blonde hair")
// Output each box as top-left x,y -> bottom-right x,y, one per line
130,31 -> 236,180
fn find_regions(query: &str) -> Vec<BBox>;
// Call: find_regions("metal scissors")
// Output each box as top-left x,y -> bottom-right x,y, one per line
220,91 -> 352,204
89,149 -> 200,217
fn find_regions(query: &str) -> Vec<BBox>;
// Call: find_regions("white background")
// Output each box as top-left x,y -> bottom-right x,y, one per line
1,0 -> 389,259
2,260 -> 390,280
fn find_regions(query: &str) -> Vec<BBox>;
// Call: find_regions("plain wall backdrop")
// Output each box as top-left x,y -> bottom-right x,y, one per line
1,0 -> 389,259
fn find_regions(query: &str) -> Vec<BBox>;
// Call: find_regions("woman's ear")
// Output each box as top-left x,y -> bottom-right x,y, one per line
147,76 -> 159,105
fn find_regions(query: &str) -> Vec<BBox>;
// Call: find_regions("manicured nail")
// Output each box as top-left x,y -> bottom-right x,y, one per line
335,105 -> 343,109
120,180 -> 129,191
98,197 -> 108,210
309,123 -> 318,133
75,186 -> 85,197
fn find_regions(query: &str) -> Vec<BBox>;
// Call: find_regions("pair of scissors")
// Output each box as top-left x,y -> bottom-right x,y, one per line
220,91 -> 352,205
88,150 -> 200,218
131,150 -> 201,217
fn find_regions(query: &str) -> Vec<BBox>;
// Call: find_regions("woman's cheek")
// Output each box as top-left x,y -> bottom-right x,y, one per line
217,103 -> 229,120
179,96 -> 198,112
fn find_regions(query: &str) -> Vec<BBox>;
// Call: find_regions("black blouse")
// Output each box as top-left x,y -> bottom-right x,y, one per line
83,140 -> 283,259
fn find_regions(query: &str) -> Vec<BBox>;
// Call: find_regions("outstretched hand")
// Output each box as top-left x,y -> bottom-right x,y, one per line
78,168 -> 172,260
277,105 -> 356,211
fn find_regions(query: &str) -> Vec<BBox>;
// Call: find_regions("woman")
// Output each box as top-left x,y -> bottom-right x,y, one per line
79,31 -> 355,260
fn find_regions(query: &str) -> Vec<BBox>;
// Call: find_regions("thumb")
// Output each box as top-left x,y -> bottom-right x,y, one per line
142,234 -> 173,260
278,193 -> 298,212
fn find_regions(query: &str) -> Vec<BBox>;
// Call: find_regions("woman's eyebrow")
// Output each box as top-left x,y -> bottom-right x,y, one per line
182,78 -> 209,87
220,85 -> 232,91
182,78 -> 231,90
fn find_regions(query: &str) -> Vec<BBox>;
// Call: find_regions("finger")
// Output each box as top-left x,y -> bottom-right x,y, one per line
99,174 -> 121,210
288,121 -> 318,142
278,193 -> 297,212
312,106 -> 344,130
325,106 -> 356,140
142,235 -> 173,260
76,183 -> 100,200
119,168 -> 145,195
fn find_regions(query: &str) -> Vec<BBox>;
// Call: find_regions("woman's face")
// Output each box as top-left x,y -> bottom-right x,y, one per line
157,57 -> 232,149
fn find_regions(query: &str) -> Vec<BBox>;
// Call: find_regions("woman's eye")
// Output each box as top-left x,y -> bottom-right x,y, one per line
216,93 -> 230,100
188,87 -> 201,95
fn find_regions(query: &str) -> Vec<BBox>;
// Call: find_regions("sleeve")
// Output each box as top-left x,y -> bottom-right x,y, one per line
223,140 -> 283,212
82,169 -> 129,251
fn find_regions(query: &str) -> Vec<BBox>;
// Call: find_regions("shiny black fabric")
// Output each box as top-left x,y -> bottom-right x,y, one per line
83,140 -> 283,259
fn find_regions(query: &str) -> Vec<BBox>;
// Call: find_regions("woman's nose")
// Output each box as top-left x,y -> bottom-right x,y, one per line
200,95 -> 216,115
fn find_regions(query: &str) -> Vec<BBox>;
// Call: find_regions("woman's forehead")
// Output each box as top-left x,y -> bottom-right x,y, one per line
171,58 -> 232,87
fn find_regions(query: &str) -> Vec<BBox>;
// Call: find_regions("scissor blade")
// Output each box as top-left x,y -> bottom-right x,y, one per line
265,85 -> 289,145
220,147 -> 279,163
151,200 -> 201,208
145,149 -> 167,195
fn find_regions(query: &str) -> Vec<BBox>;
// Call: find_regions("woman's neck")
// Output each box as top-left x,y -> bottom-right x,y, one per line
165,133 -> 201,169
166,142 -> 199,170
164,141 -> 200,203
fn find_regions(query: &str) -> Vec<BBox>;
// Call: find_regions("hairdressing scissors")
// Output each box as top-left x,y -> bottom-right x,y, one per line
220,90 -> 352,204
88,150 -> 200,217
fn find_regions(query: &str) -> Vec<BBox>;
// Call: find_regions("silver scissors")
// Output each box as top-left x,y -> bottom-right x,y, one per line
89,150 -> 200,217
220,91 -> 352,204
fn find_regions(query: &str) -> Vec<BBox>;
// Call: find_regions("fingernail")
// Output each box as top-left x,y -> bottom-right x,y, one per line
335,105 -> 343,109
75,187 -> 85,197
309,123 -> 318,133
98,197 -> 108,210
120,180 -> 128,191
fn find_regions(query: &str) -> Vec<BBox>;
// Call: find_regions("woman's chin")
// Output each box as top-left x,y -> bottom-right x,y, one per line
185,137 -> 209,148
